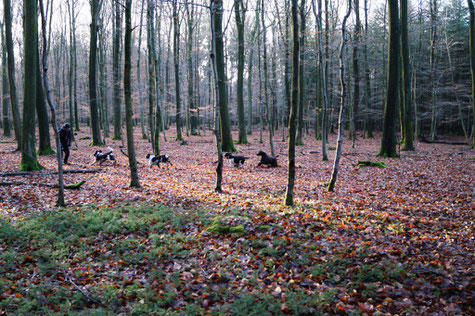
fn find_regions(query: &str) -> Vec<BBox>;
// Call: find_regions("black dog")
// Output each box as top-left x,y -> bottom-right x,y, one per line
257,151 -> 278,167
224,153 -> 249,168
92,148 -> 116,165
146,154 -> 173,169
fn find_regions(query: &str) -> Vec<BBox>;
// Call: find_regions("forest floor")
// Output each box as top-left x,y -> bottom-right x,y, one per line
0,128 -> 473,314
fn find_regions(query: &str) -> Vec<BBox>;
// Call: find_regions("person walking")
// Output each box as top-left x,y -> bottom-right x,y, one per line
59,123 -> 73,164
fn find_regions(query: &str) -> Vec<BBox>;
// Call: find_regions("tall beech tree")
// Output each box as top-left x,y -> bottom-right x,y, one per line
284,0 -> 299,206
173,1 -> 183,141
3,0 -> 21,149
351,0 -> 361,146
235,0 -> 248,144
124,0 -> 140,188
89,0 -> 104,146
296,0 -> 306,145
212,0 -> 236,152
469,0 -> 475,148
36,51 -> 54,156
400,0 -> 414,151
378,0 -> 400,158
21,0 -> 42,171
1,20 -> 11,137
112,0 -> 122,140
328,0 -> 352,192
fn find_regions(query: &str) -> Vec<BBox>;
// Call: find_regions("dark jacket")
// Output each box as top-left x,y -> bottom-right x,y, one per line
59,128 -> 72,147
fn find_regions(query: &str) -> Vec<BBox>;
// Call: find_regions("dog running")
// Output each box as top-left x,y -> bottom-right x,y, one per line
146,154 -> 173,169
91,147 -> 116,165
224,152 -> 249,168
257,151 -> 279,167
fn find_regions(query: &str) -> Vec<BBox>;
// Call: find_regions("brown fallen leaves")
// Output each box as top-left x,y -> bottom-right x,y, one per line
0,128 -> 474,313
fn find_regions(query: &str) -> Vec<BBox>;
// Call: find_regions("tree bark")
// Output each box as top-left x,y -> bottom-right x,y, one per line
36,50 -> 54,155
296,0 -> 306,145
469,0 -> 475,148
212,0 -> 236,152
378,0 -> 400,158
351,0 -> 361,147
1,20 -> 11,137
284,0 -> 300,206
21,0 -> 43,171
327,0 -> 352,192
186,3 -> 198,136
364,0 -> 373,138
3,0 -> 21,149
124,0 -> 140,188
429,0 -> 438,140
173,1 -> 183,141
210,0 -> 224,192
235,0 -> 248,144
113,0 -> 122,140
400,0 -> 414,151
89,0 -> 104,146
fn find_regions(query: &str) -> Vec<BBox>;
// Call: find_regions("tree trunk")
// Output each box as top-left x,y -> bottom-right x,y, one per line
89,0 -> 103,146
3,0 -> 21,149
113,0 -> 122,140
173,1 -> 183,141
36,50 -> 54,155
235,0 -> 248,144
137,0 -> 147,139
212,0 -> 236,152
296,0 -> 306,145
124,0 -> 140,188
210,0 -> 224,192
400,0 -> 414,151
186,3 -> 198,136
147,1 -> 156,150
351,0 -> 361,147
328,0 -> 352,192
284,0 -> 299,206
21,0 -> 42,171
429,0 -> 438,140
39,0 -> 65,206
378,0 -> 400,158
1,20 -> 11,137
312,0 -> 329,161
364,0 -> 373,138
469,0 -> 475,148
261,0 -> 275,156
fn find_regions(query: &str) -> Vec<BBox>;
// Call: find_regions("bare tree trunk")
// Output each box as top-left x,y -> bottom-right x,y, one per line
400,0 -> 414,151
351,0 -> 361,147
312,0 -> 329,161
378,0 -> 400,158
3,0 -> 21,149
89,0 -> 104,146
112,0 -> 122,140
364,0 -> 373,138
124,0 -> 140,188
296,0 -> 306,145
210,0 -> 223,193
429,0 -> 438,140
39,0 -> 65,206
173,1 -> 184,141
284,0 -> 300,206
328,0 -> 352,192
468,0 -> 475,148
21,0 -> 43,171
235,0 -> 248,144
1,20 -> 10,137
261,0 -> 275,156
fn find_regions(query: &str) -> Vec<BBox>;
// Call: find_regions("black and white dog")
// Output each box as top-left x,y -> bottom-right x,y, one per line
224,152 -> 249,168
257,151 -> 279,168
146,154 -> 173,169
92,148 -> 116,165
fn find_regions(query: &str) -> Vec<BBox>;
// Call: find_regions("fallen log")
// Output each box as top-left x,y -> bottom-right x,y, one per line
0,180 -> 86,189
419,135 -> 468,146
0,169 -> 99,177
